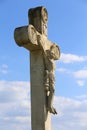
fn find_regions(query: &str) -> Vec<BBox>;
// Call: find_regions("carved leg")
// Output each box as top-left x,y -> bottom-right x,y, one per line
47,84 -> 57,114
44,70 -> 50,93
47,72 -> 57,114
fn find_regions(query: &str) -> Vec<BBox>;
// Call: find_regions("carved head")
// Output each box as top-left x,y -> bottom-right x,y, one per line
28,6 -> 48,36
41,7 -> 48,23
49,44 -> 60,60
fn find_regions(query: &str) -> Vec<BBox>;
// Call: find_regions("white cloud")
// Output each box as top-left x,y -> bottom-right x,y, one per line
57,68 -> 68,73
57,66 -> 87,87
76,80 -> 85,87
56,67 -> 71,75
75,95 -> 87,99
60,53 -> 87,63
73,112 -> 87,126
14,116 -> 30,123
0,80 -> 31,130
52,96 -> 87,130
0,81 -> 30,103
73,69 -> 87,79
0,80 -> 87,130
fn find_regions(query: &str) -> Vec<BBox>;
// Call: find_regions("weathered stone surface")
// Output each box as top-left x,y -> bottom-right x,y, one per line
14,25 -> 40,51
14,6 -> 60,130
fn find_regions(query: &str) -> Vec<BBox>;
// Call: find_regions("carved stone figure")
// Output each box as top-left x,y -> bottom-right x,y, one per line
37,35 -> 60,114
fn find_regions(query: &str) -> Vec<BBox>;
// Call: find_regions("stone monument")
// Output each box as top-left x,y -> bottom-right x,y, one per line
14,6 -> 60,130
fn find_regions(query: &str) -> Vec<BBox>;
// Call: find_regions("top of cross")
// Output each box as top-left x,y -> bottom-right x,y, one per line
28,6 -> 48,37
14,6 -> 60,59
14,6 -> 49,51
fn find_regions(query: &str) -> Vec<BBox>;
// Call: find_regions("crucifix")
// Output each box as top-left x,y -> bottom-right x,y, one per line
14,6 -> 60,130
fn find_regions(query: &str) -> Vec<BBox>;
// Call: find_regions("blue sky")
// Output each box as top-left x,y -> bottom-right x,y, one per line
0,0 -> 87,130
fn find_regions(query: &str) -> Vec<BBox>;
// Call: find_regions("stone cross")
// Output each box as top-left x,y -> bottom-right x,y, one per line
14,6 -> 60,130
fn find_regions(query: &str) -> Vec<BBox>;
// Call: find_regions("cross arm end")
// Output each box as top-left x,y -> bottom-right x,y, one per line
14,25 -> 40,51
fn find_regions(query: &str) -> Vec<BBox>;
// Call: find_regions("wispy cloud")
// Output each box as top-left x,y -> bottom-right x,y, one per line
73,69 -> 87,79
0,64 -> 8,74
57,67 -> 87,87
75,95 -> 87,99
60,53 -> 87,63
73,69 -> 87,86
56,68 -> 68,73
57,51 -> 87,87
76,80 -> 85,87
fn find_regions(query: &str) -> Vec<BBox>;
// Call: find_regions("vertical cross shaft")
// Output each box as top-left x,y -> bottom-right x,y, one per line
28,7 -> 51,130
14,6 -> 51,130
